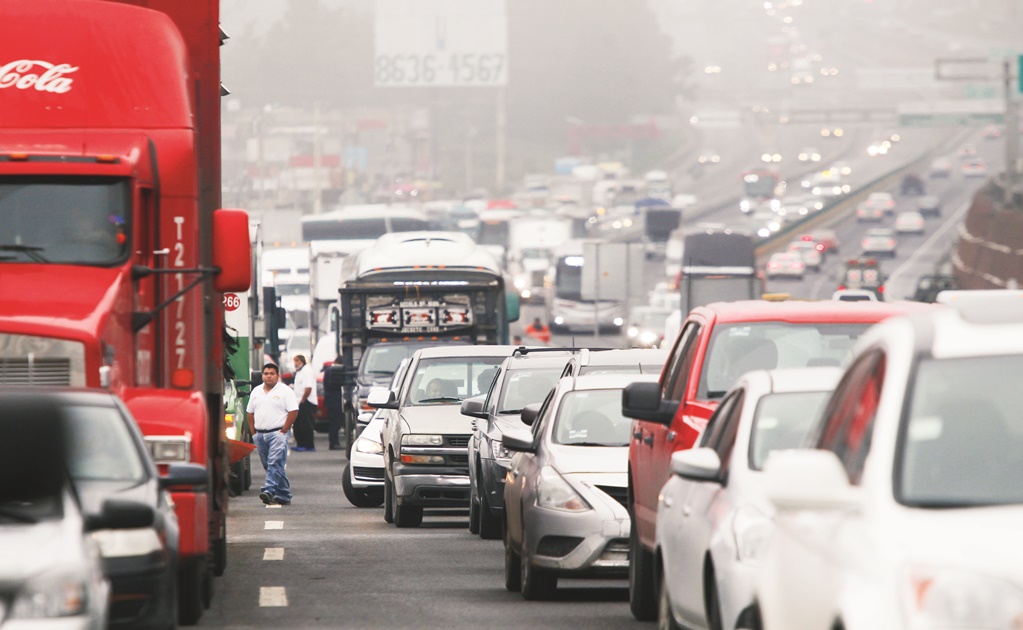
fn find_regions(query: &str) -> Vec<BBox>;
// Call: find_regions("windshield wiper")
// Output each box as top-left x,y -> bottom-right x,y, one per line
0,506 -> 41,524
0,244 -> 48,263
418,397 -> 462,404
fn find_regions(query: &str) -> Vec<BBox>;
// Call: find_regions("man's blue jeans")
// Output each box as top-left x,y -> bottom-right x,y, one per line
254,430 -> 292,502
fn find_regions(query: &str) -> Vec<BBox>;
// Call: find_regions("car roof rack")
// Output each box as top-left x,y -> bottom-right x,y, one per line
511,346 -> 610,357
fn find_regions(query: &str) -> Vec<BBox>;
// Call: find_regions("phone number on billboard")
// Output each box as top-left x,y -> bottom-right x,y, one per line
374,53 -> 506,86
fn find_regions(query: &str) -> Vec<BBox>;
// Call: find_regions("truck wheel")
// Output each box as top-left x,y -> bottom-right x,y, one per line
503,523 -> 521,592
629,513 -> 658,621
394,500 -> 423,528
177,560 -> 204,625
342,464 -> 383,507
521,555 -> 556,600
201,564 -> 213,609
478,491 -> 501,540
383,475 -> 395,524
468,479 -> 481,535
212,527 -> 227,577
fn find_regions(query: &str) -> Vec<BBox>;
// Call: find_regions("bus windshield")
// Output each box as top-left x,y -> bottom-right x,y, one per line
555,256 -> 583,301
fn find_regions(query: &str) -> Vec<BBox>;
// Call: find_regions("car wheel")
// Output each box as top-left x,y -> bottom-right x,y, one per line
394,500 -> 423,528
520,553 -> 556,600
658,565 -> 682,630
629,512 -> 658,621
177,560 -> 204,625
342,464 -> 383,508
478,490 -> 502,540
468,475 -> 481,535
383,474 -> 394,524
503,526 -> 521,592
212,525 -> 227,577
201,562 -> 214,609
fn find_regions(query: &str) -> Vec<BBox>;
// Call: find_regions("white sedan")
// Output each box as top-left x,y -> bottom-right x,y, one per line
657,367 -> 841,630
766,252 -> 805,280
895,211 -> 926,235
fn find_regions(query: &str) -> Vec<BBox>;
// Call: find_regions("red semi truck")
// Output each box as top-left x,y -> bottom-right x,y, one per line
0,0 -> 250,623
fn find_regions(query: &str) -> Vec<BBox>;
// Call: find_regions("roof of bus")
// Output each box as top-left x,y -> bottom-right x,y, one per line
352,232 -> 501,277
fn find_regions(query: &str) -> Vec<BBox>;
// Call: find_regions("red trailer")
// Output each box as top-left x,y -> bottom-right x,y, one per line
0,0 -> 250,622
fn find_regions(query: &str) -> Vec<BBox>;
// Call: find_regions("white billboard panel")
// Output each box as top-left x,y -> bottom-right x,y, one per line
374,0 -> 507,87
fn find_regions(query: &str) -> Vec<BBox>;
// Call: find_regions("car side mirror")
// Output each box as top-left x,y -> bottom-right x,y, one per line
671,448 -> 723,483
763,450 -> 862,513
367,389 -> 398,410
85,499 -> 155,531
460,396 -> 487,420
503,431 -> 535,453
622,381 -> 677,425
159,463 -> 209,491
520,403 -> 541,426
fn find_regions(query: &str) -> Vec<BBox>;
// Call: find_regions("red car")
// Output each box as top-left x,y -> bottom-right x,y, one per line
621,299 -> 934,620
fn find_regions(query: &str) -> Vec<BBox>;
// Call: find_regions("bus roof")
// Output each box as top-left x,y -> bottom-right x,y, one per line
349,232 -> 501,278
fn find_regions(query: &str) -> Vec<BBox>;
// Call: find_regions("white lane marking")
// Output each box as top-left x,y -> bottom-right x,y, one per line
265,504 -> 282,509
887,199 -> 972,292
264,520 -> 284,530
259,586 -> 288,607
263,547 -> 285,561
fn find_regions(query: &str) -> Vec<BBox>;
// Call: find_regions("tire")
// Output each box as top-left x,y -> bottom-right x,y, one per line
478,490 -> 501,540
468,477 -> 481,535
229,460 -> 244,496
503,525 -> 521,592
243,455 -> 252,491
201,564 -> 213,609
212,527 -> 227,577
383,474 -> 394,524
342,464 -> 384,508
658,566 -> 682,630
520,554 -> 557,600
629,514 -> 658,621
177,560 -> 204,625
705,567 -> 724,630
394,500 -> 423,528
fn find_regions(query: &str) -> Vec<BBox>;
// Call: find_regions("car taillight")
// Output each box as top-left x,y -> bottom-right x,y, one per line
815,243 -> 825,251
888,240 -> 895,246
768,262 -> 780,269
878,285 -> 885,293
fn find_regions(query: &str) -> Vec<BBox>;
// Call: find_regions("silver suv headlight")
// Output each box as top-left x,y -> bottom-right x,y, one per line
10,567 -> 89,619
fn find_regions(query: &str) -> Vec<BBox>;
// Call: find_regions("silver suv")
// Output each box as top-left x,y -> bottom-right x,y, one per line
372,345 -> 514,528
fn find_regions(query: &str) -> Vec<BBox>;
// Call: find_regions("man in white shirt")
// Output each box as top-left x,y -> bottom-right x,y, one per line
291,354 -> 317,451
246,363 -> 299,505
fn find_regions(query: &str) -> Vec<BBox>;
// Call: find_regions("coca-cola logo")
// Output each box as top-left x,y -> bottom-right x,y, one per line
0,60 -> 78,93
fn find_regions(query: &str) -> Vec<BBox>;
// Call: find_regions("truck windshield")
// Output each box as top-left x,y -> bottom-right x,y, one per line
0,176 -> 130,265
685,276 -> 758,310
699,322 -> 869,399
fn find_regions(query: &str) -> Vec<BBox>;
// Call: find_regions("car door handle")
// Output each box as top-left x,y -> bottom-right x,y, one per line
682,505 -> 692,517
663,496 -> 673,509
633,429 -> 643,440
643,434 -> 654,446
667,430 -> 676,442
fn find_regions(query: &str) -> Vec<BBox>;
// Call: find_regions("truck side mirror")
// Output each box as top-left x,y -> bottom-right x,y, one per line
212,208 -> 252,292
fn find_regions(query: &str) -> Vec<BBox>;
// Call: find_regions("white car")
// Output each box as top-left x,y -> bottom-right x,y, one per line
343,359 -> 411,509
831,289 -> 878,302
894,210 -> 925,235
766,252 -> 805,280
861,228 -> 897,257
656,367 -> 841,630
797,147 -> 821,162
865,191 -> 896,215
787,240 -> 821,272
759,294 -> 1023,630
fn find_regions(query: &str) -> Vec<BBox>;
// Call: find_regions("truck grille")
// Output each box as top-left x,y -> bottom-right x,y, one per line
0,357 -> 72,386
446,435 -> 470,448
531,270 -> 545,286
594,485 -> 628,508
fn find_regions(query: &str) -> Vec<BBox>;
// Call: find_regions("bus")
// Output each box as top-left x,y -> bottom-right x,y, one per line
546,240 -> 626,334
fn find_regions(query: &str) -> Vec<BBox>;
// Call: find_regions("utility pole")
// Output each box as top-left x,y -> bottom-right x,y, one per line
313,101 -> 323,214
495,88 -> 506,195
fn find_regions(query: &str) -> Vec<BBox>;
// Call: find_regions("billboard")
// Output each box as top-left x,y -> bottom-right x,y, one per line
374,0 -> 507,87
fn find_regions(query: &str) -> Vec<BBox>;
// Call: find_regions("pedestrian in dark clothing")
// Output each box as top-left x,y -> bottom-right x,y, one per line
291,354 -> 317,451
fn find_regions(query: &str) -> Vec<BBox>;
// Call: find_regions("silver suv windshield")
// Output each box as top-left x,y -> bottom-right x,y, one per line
408,357 -> 505,405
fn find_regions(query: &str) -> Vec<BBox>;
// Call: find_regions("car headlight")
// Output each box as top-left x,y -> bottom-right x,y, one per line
627,326 -> 639,338
401,434 -> 444,446
740,199 -> 751,212
613,317 -> 624,327
639,331 -> 658,346
10,567 -> 89,619
535,466 -> 590,512
733,507 -> 771,566
554,316 -> 565,325
490,439 -> 511,462
355,437 -> 384,454
144,436 -> 191,464
904,568 -> 1023,629
90,528 -> 162,558
514,277 -> 526,290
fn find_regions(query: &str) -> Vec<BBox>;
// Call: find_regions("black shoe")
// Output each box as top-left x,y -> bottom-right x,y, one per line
329,445 -> 343,451
274,498 -> 291,506
259,491 -> 273,505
